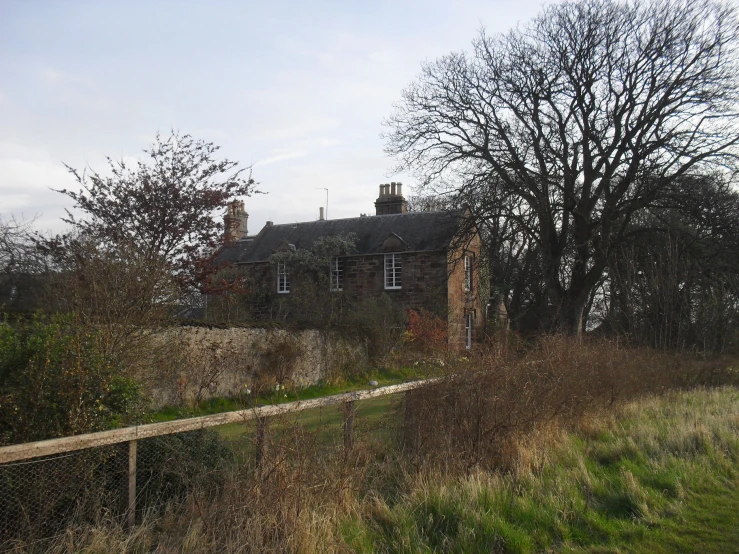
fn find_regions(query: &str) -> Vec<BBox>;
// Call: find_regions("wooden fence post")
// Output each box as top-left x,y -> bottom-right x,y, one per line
127,439 -> 137,531
343,400 -> 355,454
255,418 -> 268,469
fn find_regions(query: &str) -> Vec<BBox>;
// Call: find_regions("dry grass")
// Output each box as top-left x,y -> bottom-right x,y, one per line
346,387 -> 739,553
39,425 -> 357,553
16,337 -> 739,553
405,336 -> 737,472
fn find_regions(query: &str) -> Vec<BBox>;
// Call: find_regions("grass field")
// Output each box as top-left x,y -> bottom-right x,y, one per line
215,392 -> 401,449
342,387 -> 739,553
33,339 -> 739,553
46,386 -> 739,553
148,365 -> 424,423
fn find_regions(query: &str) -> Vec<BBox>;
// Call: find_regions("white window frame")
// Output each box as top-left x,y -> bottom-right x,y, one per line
465,313 -> 472,349
464,254 -> 473,292
384,253 -> 401,290
277,261 -> 290,293
330,257 -> 344,291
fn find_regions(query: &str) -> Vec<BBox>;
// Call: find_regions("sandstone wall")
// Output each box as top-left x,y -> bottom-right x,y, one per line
447,236 -> 484,351
143,327 -> 367,408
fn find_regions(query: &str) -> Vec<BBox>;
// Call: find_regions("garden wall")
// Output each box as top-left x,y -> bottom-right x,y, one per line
139,327 -> 366,408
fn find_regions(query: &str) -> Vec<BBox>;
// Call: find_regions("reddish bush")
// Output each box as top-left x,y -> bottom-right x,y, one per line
405,308 -> 447,352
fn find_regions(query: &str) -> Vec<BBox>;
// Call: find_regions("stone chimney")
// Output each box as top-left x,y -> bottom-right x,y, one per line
224,200 -> 248,241
374,182 -> 407,215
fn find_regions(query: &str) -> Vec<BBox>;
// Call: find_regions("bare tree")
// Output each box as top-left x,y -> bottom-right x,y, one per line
603,174 -> 739,352
385,0 -> 739,334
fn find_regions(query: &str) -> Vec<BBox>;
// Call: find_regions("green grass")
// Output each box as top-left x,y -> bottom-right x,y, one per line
216,393 -> 401,451
143,368 -> 739,553
343,387 -> 739,553
147,364 -> 425,423
631,476 -> 739,553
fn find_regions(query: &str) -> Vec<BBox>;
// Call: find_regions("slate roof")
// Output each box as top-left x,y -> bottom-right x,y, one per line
219,211 -> 466,264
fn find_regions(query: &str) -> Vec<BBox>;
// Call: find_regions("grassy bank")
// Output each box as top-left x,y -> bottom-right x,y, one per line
345,387 -> 739,553
17,339 -> 738,553
41,387 -> 739,553
148,364 -> 426,422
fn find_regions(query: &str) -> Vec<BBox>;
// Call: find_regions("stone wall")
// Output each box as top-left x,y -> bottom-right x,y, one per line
225,251 -> 450,321
144,326 -> 366,408
344,251 -> 449,314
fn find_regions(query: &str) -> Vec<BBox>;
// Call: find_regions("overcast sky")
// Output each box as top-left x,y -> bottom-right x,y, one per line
1,0 -> 545,236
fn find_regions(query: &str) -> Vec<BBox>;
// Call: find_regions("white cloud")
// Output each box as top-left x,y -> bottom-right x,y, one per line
35,66 -> 113,112
0,158 -> 70,190
0,148 -> 77,234
0,142 -> 42,159
0,193 -> 35,212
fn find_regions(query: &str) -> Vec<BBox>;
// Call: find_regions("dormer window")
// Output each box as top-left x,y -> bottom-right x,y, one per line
331,257 -> 344,291
384,253 -> 401,289
277,261 -> 290,293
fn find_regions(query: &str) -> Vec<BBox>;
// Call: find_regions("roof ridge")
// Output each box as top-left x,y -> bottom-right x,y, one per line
267,209 -> 457,227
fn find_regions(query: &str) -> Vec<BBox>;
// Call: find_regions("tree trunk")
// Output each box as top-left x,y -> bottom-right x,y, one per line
557,295 -> 588,336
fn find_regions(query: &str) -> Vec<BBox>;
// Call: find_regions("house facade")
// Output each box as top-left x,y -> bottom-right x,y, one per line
214,184 -> 485,350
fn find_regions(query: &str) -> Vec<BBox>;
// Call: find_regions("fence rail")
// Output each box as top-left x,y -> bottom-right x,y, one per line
0,378 -> 436,539
0,379 -> 434,464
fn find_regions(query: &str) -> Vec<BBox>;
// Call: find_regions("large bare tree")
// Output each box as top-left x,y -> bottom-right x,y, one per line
385,0 -> 739,334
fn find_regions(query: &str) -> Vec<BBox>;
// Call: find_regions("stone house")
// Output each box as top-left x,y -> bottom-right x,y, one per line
213,184 -> 485,350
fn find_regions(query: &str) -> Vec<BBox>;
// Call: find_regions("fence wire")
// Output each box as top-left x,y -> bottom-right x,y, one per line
0,389 -> 411,551
0,444 -> 127,551
136,430 -> 235,517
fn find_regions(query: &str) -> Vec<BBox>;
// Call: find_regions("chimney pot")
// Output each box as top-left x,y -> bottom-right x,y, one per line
319,207 -> 325,220
397,183 -> 403,196
374,182 -> 408,216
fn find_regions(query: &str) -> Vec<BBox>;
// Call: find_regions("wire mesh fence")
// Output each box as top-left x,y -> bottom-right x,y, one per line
0,381 -> 428,552
0,444 -> 128,550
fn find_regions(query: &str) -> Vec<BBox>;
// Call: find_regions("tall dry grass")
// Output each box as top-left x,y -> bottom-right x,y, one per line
22,337 -> 739,553
32,423 -> 356,554
347,387 -> 739,553
405,336 -> 736,472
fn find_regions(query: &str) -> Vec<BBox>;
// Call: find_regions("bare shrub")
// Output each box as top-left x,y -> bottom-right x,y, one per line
404,337 -> 698,472
318,330 -> 369,383
341,295 -> 407,362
